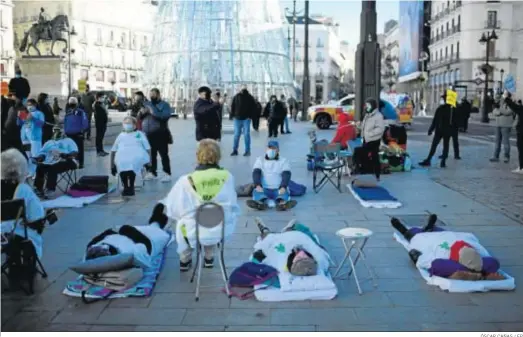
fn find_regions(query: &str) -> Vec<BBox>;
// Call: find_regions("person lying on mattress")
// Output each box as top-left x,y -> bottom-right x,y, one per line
162,139 -> 240,272
251,218 -> 330,276
391,214 -> 504,281
85,203 -> 170,269
246,140 -> 297,211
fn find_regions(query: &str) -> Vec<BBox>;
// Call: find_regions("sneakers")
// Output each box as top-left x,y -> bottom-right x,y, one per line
121,187 -> 135,197
504,157 -> 510,163
97,151 -> 109,157
418,159 -> 431,167
276,200 -> 297,211
180,260 -> 192,272
243,151 -> 251,157
489,158 -> 499,162
246,200 -> 268,211
231,150 -> 238,156
512,168 -> 523,174
144,172 -> 157,180
160,174 -> 172,183
204,258 -> 214,268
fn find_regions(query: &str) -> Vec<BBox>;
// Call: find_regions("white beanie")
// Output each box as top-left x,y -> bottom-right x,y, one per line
68,96 -> 78,105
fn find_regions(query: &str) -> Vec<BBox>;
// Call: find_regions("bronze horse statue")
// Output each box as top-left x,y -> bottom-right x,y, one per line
19,14 -> 70,56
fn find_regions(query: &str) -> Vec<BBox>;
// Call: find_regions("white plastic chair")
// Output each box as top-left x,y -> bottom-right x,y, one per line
190,202 -> 230,301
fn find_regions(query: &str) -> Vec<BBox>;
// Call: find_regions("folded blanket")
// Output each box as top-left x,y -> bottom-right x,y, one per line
279,271 -> 336,292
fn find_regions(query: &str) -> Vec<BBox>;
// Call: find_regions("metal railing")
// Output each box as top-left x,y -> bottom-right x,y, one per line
485,20 -> 501,29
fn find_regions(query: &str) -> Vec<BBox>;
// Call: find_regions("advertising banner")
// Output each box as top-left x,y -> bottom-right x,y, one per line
446,89 -> 457,107
398,0 -> 424,83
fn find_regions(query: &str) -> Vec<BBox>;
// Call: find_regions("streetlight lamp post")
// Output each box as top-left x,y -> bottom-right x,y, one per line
301,0 -> 310,121
285,0 -> 303,82
499,68 -> 505,94
479,29 -> 498,123
63,26 -> 77,97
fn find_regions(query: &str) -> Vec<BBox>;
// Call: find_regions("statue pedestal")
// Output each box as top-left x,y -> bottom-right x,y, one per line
18,56 -> 67,97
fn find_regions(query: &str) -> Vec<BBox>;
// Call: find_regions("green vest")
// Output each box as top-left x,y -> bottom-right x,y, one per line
189,168 -> 229,202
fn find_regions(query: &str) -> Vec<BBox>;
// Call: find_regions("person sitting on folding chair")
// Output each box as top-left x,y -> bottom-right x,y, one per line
162,139 -> 240,272
33,126 -> 78,198
84,204 -> 170,269
1,149 -> 46,259
246,140 -> 297,211
331,112 -> 357,150
110,116 -> 151,197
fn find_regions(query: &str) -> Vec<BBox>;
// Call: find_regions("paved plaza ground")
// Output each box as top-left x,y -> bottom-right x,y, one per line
2,119 -> 523,332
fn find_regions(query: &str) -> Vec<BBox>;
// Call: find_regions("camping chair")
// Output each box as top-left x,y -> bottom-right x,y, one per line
56,156 -> 79,194
190,202 -> 230,301
117,167 -> 146,192
1,199 -> 48,295
312,142 -> 344,193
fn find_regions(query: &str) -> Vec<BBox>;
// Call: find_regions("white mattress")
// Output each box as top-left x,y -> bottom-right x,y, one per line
254,272 -> 337,302
347,183 -> 402,209
42,185 -> 117,209
393,233 -> 516,293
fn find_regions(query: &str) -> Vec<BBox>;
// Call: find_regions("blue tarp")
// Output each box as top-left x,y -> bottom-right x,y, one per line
351,185 -> 398,202
380,99 -> 398,120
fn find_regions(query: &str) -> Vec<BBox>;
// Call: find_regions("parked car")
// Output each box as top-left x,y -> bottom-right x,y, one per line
307,94 -> 355,129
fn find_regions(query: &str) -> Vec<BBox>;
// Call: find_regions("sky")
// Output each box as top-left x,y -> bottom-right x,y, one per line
280,0 -> 399,48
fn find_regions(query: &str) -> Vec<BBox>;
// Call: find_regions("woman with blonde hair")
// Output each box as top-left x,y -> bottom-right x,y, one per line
162,139 -> 240,271
110,116 -> 151,196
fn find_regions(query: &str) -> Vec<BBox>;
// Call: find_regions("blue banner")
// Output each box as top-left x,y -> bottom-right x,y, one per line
398,0 -> 424,81
504,74 -> 516,94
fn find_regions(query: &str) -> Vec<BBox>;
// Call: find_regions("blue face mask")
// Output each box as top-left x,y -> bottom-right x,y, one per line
266,149 -> 277,159
27,106 -> 36,112
15,74 -> 21,78
123,124 -> 134,132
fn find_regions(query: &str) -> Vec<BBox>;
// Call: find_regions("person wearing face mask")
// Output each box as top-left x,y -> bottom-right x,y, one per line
247,140 -> 297,211
17,98 -> 45,169
263,95 -> 286,138
33,126 -> 78,198
93,92 -> 109,157
37,93 -> 55,144
81,84 -> 95,140
141,88 -> 173,182
8,69 -> 31,103
64,97 -> 89,168
110,117 -> 151,196
501,91 -> 523,173
360,98 -> 385,181
419,94 -> 452,168
193,86 -> 222,142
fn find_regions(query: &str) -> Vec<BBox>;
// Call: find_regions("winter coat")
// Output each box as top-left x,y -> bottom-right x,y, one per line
331,113 -> 356,149
94,101 -> 108,127
231,90 -> 256,120
141,100 -> 171,135
493,101 -> 515,128
81,92 -> 96,114
429,104 -> 453,136
64,108 -> 89,135
361,109 -> 385,142
263,101 -> 286,120
193,98 -> 221,141
504,97 -> 523,132
3,103 -> 24,151
37,98 -> 55,144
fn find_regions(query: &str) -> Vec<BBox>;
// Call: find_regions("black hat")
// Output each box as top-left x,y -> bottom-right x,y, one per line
365,97 -> 378,111
198,86 -> 211,94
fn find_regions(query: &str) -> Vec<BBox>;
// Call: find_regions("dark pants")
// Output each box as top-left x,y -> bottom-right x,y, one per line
146,131 -> 171,176
95,123 -> 107,153
517,131 -> 523,169
268,118 -> 281,137
428,133 -> 450,161
34,159 -> 77,191
363,139 -> 381,179
463,115 -> 469,132
450,128 -> 460,158
120,170 -> 136,189
67,133 -> 84,166
86,112 -> 93,138
252,116 -> 260,131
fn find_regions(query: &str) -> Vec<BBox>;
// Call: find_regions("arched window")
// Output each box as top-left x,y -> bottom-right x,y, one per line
455,68 -> 461,81
95,70 -> 104,82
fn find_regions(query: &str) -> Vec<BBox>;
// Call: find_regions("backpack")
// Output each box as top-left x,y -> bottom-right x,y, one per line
227,262 -> 279,299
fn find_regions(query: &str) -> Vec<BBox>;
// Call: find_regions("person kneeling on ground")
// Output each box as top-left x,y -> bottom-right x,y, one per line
33,126 -> 78,198
390,215 -> 504,281
85,204 -> 170,269
110,116 -> 151,196
162,139 -> 240,272
247,140 -> 297,211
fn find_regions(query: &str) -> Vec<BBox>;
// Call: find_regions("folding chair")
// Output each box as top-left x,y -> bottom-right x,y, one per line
56,157 -> 79,194
190,202 -> 230,301
1,199 -> 48,295
117,167 -> 146,192
312,142 -> 345,193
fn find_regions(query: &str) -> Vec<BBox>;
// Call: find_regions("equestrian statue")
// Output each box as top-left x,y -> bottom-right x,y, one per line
19,8 -> 70,56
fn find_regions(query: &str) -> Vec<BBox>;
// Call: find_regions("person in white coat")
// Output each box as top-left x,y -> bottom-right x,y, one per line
110,116 -> 151,196
162,139 -> 240,271
360,98 -> 385,181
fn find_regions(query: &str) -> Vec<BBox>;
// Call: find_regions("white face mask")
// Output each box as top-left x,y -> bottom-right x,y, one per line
365,103 -> 372,112
440,99 -> 445,105
123,123 -> 134,132
266,149 -> 277,159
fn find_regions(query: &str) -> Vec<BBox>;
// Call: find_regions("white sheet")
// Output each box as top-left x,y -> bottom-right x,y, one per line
393,233 -> 516,293
254,285 -> 337,302
347,183 -> 402,209
278,271 -> 336,292
41,185 -> 116,209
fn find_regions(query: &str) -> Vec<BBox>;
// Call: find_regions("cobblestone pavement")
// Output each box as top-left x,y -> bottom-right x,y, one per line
2,119 -> 523,332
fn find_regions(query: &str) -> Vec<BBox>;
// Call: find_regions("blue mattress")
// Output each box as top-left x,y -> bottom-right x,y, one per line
351,184 -> 398,201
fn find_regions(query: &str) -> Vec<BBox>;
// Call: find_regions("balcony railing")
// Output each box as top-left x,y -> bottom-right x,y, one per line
485,20 -> 501,29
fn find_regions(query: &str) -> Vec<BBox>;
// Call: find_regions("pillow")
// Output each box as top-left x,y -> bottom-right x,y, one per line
70,253 -> 134,275
134,224 -> 170,258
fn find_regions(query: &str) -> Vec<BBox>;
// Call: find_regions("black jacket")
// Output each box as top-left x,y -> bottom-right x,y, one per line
37,99 -> 55,143
193,98 -> 221,141
263,101 -> 286,120
505,97 -> 523,132
429,104 -> 452,135
8,77 -> 31,99
3,103 -> 24,151
231,90 -> 256,120
94,101 -> 108,127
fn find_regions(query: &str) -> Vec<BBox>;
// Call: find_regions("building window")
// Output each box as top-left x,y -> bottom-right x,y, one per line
95,70 -> 104,82
488,40 -> 496,58
121,33 -> 126,45
446,22 -> 449,34
97,28 -> 102,44
119,72 -> 127,83
450,44 -> 454,58
110,31 -> 114,41
457,15 -> 461,31
316,38 -> 324,48
456,42 -> 460,58
108,71 -> 116,83
445,46 -> 448,59
132,34 -> 137,49
121,53 -> 126,67
439,49 -> 442,59
80,69 -> 88,80
487,11 -> 497,28
143,36 -> 148,48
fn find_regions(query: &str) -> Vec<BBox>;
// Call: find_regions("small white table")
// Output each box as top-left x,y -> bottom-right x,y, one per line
333,227 -> 377,295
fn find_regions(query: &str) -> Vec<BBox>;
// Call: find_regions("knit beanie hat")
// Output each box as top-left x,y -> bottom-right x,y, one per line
449,240 -> 483,272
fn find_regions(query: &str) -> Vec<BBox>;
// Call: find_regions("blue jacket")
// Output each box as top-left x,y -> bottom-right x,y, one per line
17,109 -> 45,142
64,108 -> 89,135
142,100 -> 171,134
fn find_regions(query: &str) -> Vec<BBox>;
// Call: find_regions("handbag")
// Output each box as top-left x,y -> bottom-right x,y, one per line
81,267 -> 143,304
